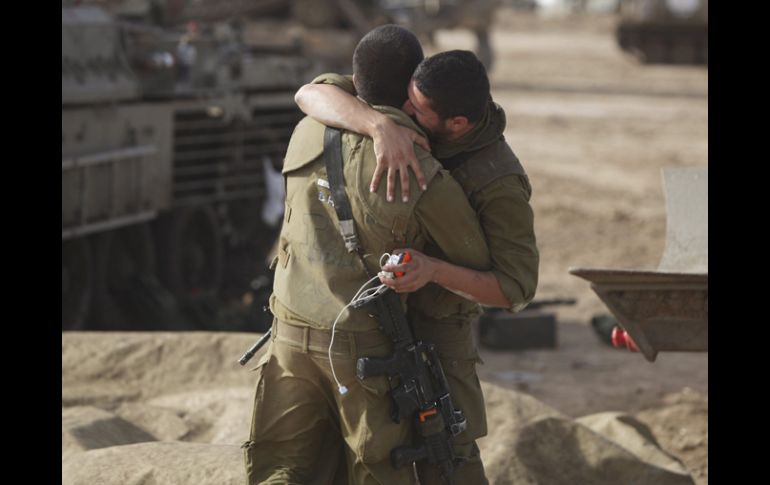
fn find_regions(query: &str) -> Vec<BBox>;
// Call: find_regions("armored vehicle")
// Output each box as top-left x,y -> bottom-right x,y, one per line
269,0 -> 503,70
377,0 -> 502,70
62,2 -> 327,331
616,0 -> 708,65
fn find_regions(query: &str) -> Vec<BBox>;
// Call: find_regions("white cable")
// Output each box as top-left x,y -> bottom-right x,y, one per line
329,274 -> 383,395
328,252 -> 402,396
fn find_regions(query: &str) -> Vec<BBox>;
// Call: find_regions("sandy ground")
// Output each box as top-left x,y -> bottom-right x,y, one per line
62,9 -> 708,484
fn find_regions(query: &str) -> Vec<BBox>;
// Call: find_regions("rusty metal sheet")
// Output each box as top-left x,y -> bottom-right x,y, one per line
569,167 -> 707,362
569,268 -> 707,362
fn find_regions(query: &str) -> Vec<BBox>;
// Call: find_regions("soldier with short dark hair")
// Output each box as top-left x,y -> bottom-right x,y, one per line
294,48 -> 539,485
242,25 -> 492,484
412,50 -> 491,125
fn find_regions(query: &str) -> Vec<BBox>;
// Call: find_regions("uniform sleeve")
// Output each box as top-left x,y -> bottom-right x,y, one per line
476,174 -> 539,311
310,72 -> 356,95
414,170 -> 492,272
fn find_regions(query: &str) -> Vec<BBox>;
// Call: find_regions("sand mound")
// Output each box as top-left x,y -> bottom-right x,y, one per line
635,388 -> 708,484
62,441 -> 243,485
478,383 -> 694,485
146,387 -> 253,444
114,402 -> 191,441
63,332 -> 697,484
62,406 -> 157,460
62,331 -> 261,408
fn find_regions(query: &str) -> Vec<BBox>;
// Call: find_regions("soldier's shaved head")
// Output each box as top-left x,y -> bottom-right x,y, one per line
352,24 -> 423,109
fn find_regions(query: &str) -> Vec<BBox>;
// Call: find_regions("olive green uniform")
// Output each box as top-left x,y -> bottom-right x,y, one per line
308,74 -> 540,485
243,105 -> 492,484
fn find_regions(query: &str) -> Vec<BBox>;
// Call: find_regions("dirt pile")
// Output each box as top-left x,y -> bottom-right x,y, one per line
62,406 -> 157,460
62,331 -> 259,409
62,331 -> 702,484
62,442 -> 243,485
635,388 -> 708,484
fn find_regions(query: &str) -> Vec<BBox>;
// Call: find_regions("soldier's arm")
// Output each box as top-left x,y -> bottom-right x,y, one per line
383,174 -> 538,310
475,175 -> 539,312
294,74 -> 429,201
381,246 -> 510,307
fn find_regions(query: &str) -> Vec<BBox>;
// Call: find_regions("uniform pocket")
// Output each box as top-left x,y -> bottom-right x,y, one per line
438,356 -> 487,443
353,375 -> 411,465
243,345 -> 273,483
246,344 -> 273,439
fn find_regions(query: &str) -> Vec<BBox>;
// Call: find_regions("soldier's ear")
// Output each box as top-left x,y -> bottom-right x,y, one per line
446,115 -> 470,135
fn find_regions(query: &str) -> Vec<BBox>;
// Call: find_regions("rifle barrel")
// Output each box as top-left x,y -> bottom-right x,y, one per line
238,329 -> 272,366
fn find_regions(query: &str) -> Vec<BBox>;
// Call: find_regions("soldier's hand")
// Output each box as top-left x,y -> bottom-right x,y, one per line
370,119 -> 430,203
379,249 -> 436,293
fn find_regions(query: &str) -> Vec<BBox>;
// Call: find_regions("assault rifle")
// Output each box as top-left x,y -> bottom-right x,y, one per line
357,288 -> 467,485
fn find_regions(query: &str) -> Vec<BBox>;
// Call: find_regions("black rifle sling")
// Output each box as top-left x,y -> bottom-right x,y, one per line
322,127 -> 412,345
323,127 -> 359,253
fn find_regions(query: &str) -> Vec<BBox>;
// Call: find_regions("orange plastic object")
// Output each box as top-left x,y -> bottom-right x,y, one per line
394,252 -> 411,278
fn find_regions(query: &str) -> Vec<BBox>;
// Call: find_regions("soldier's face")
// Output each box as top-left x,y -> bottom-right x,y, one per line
403,80 -> 452,142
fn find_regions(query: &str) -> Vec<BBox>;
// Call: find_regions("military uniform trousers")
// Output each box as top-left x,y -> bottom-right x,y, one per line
243,317 -> 419,485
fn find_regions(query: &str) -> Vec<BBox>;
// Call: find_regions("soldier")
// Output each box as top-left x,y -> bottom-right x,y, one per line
294,50 -> 539,484
242,25 -> 492,484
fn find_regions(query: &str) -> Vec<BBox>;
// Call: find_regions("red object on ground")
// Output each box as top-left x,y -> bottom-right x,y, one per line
611,326 -> 639,352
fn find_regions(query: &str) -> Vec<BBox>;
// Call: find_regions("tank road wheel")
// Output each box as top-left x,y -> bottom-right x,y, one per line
62,237 -> 93,330
157,206 -> 224,325
641,39 -> 669,64
91,224 -> 157,330
671,37 -> 697,64
699,41 -> 708,65
221,198 -> 281,290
